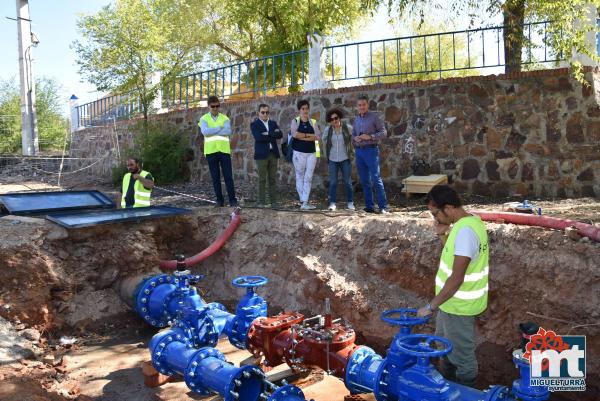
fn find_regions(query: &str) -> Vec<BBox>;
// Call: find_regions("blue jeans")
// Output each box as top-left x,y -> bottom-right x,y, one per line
206,152 -> 237,205
355,147 -> 387,210
328,159 -> 353,203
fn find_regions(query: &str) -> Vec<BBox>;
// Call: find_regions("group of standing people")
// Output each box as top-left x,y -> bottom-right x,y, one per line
199,95 -> 389,213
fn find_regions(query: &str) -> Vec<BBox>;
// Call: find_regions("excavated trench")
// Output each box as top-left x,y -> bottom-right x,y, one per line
0,208 -> 598,401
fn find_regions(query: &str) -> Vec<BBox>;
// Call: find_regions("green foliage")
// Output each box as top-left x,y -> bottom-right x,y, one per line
130,121 -> 187,184
363,21 -> 478,84
205,0 -> 367,62
0,77 -> 69,154
35,78 -> 69,150
0,80 -> 21,153
111,164 -> 129,188
73,0 -> 209,119
372,0 -> 600,81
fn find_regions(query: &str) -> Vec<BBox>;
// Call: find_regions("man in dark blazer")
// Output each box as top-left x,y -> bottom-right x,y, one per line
250,103 -> 283,207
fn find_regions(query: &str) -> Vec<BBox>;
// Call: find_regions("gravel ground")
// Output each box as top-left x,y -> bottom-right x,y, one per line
2,166 -> 599,223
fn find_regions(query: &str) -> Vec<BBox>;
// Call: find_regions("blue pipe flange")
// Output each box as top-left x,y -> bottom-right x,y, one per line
267,384 -> 308,401
345,346 -> 385,395
372,359 -> 392,401
135,274 -> 175,327
381,308 -> 431,335
483,385 -> 511,401
150,329 -> 190,376
232,275 -> 269,288
184,347 -> 227,395
222,365 -> 264,401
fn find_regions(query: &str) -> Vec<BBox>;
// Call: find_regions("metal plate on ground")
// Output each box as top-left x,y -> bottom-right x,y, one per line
0,190 -> 115,215
45,206 -> 191,228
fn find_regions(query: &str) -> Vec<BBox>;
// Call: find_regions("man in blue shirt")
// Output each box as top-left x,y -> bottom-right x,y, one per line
352,95 -> 389,214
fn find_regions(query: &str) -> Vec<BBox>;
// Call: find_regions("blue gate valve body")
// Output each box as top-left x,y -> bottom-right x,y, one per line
511,350 -> 550,401
382,308 -> 432,384
134,272 -> 205,327
228,275 -> 269,349
174,302 -> 232,348
149,327 -> 308,401
345,308 -> 550,401
160,274 -> 269,349
346,308 -> 431,396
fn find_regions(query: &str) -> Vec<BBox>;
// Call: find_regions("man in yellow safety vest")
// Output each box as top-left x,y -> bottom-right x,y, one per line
118,157 -> 154,208
417,185 -> 489,387
199,96 -> 237,207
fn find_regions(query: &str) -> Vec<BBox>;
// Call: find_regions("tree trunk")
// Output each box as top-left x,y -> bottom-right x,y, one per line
503,0 -> 526,73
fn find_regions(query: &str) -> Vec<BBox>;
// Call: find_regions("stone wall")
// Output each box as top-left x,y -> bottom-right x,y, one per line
70,67 -> 600,198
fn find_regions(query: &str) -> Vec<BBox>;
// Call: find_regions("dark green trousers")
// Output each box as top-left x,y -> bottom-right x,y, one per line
435,310 -> 478,384
256,153 -> 278,205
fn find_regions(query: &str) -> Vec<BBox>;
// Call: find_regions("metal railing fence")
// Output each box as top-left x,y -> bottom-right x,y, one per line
324,21 -> 561,84
75,21 -> 563,127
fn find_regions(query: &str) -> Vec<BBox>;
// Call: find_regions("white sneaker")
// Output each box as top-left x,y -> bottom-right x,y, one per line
300,202 -> 316,210
380,208 -> 390,214
328,203 -> 337,211
347,202 -> 355,210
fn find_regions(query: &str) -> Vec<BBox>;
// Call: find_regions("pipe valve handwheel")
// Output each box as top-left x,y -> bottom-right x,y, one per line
233,275 -> 269,291
381,308 -> 430,335
395,334 -> 452,359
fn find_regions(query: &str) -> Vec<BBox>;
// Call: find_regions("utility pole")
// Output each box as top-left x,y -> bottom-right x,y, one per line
16,0 -> 39,156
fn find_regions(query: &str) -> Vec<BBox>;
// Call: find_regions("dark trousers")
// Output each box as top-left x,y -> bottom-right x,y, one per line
435,310 -> 478,384
328,159 -> 353,203
206,152 -> 237,205
256,153 -> 278,205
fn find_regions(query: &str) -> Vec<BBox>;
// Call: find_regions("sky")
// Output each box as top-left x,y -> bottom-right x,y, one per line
0,1 -> 497,114
0,1 -> 109,109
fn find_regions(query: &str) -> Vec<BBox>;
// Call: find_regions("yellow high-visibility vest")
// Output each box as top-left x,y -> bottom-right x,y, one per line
436,216 -> 489,316
200,113 -> 231,155
121,170 -> 152,208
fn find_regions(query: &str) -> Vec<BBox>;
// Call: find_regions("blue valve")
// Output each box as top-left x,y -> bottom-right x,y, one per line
394,334 -> 452,359
381,308 -> 431,335
232,275 -> 269,289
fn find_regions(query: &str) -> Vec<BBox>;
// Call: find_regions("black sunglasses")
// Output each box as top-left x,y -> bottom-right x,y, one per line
260,110 -> 270,115
330,116 -> 339,121
210,104 -> 220,108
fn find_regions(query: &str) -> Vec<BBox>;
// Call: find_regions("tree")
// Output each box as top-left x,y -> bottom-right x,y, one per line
0,77 -> 69,154
363,21 -> 478,84
369,0 -> 600,77
0,80 -> 21,153
204,0 -> 367,62
73,0 -> 209,121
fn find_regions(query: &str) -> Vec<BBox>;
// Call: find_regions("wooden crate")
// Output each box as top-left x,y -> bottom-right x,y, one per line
402,174 -> 448,198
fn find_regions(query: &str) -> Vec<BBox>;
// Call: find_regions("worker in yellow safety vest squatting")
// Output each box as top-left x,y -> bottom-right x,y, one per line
118,157 -> 154,208
417,184 -> 489,387
198,95 -> 237,207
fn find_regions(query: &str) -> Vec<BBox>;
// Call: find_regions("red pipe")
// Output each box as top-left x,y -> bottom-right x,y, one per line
159,208 -> 242,271
472,210 -> 600,242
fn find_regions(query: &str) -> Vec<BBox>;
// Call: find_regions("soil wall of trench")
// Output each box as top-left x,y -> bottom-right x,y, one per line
0,208 -> 598,396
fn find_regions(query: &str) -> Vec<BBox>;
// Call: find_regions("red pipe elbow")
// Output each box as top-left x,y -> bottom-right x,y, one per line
159,208 -> 242,271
